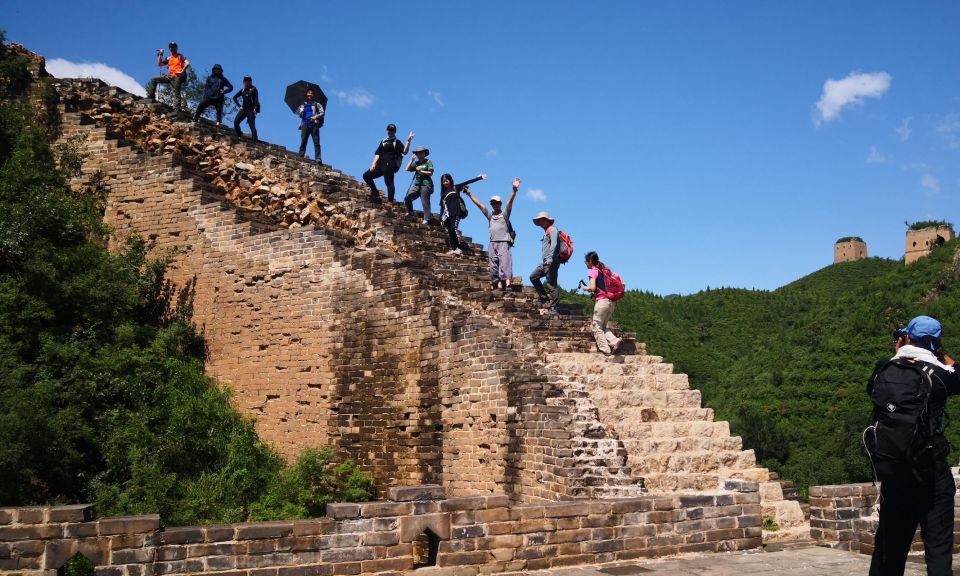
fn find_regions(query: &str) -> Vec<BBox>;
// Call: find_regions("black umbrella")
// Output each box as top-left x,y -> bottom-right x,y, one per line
284,81 -> 328,113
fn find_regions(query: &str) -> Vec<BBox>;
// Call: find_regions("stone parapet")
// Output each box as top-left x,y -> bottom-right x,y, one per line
0,485 -> 761,575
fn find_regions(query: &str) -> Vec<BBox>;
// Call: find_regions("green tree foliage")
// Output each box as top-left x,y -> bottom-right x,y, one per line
0,41 -> 372,524
567,250 -> 960,498
909,220 -> 953,232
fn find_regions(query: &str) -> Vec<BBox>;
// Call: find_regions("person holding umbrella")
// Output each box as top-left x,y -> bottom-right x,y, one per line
232,76 -> 260,141
404,146 -> 434,223
363,124 -> 414,204
295,88 -> 324,163
193,64 -> 233,125
146,42 -> 190,110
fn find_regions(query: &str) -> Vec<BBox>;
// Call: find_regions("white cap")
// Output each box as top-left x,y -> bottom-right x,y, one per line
490,195 -> 502,203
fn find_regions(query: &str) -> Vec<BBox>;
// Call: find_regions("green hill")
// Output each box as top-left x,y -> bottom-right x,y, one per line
568,245 -> 960,497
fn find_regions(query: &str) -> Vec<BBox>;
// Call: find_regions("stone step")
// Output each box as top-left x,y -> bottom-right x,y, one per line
574,373 -> 692,391
641,472 -> 722,492
622,435 -> 744,454
600,408 -> 730,439
545,352 -> 663,366
588,389 -> 703,409
626,449 -> 757,474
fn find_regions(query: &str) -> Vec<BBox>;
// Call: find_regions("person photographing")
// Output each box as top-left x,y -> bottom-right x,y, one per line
865,315 -> 958,576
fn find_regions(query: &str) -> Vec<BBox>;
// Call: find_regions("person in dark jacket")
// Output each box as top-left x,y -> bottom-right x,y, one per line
868,315 -> 958,576
193,64 -> 233,125
296,89 -> 324,163
439,173 -> 486,255
232,76 -> 260,141
363,124 -> 414,204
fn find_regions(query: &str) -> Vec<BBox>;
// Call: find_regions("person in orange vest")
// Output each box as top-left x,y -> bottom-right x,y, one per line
146,42 -> 191,110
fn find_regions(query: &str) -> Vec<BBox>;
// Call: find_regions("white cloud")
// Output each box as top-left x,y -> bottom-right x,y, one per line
320,65 -> 331,83
45,58 -> 146,97
485,149 -> 498,158
334,88 -> 374,109
865,146 -> 887,164
921,174 -> 940,193
427,90 -> 445,107
814,71 -> 891,125
894,118 -> 911,141
526,188 -> 547,202
935,114 -> 960,149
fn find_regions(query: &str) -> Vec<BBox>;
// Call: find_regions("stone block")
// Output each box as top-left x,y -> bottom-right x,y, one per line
235,522 -> 294,540
98,515 -> 160,536
46,505 -> 96,524
325,504 -> 360,520
386,485 -> 446,502
158,527 -> 205,545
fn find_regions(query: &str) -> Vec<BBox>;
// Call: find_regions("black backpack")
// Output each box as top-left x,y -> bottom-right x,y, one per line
864,358 -> 937,481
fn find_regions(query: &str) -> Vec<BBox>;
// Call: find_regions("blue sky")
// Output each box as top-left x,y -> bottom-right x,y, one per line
5,1 -> 959,295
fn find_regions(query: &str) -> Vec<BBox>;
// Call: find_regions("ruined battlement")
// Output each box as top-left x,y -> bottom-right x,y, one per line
906,225 -> 955,265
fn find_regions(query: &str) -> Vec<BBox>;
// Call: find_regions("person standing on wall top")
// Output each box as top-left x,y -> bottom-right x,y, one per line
296,88 -> 324,163
193,64 -> 233,125
865,315 -> 958,576
465,178 -> 519,291
232,76 -> 260,141
530,212 -> 561,315
404,146 -> 434,223
146,42 -> 190,110
364,124 -> 414,204
581,251 -> 624,356
440,173 -> 486,255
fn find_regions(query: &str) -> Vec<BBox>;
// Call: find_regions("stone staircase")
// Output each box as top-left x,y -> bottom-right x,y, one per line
543,352 -> 806,531
50,76 -> 802,531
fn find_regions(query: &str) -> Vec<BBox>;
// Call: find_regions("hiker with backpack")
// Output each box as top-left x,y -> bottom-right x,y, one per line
363,124 -> 414,204
465,177 -> 519,291
582,251 -> 625,355
530,212 -> 572,315
864,315 -> 958,576
439,173 -> 485,255
193,64 -> 233,125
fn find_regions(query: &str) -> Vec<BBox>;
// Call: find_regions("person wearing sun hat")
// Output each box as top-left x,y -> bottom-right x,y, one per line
465,178 -> 520,290
529,211 -> 561,314
404,146 -> 434,223
867,315 -> 957,576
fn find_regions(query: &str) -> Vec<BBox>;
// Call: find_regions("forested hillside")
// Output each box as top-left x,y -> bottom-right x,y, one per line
570,244 -> 960,496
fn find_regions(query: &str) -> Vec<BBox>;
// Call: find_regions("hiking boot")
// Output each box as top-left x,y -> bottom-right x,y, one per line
544,307 -> 560,316
446,248 -> 462,255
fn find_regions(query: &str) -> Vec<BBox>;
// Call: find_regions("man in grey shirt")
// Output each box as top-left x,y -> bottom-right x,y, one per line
530,211 -> 561,314
465,178 -> 520,291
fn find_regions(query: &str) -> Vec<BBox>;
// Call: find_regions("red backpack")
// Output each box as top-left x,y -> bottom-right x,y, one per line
554,228 -> 574,264
600,267 -> 625,301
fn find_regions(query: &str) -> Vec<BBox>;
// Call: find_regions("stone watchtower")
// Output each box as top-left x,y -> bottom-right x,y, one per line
905,223 -> 955,264
834,237 -> 868,263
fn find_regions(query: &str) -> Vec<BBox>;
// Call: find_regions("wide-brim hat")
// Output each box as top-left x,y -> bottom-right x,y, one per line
413,146 -> 430,156
532,211 -> 554,224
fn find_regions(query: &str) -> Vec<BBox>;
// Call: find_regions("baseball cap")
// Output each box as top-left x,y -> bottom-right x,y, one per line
490,195 -> 502,203
906,315 -> 942,346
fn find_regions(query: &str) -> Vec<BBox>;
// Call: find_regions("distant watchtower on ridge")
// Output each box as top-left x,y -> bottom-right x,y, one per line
834,237 -> 868,263
905,221 -> 955,264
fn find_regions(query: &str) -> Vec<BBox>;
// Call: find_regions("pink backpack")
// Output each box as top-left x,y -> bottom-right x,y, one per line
601,267 -> 625,301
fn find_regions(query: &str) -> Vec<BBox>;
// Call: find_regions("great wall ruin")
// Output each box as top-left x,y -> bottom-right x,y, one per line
2,46 -> 959,575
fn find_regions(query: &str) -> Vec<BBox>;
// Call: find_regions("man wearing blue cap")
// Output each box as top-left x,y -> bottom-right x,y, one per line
866,315 -> 957,576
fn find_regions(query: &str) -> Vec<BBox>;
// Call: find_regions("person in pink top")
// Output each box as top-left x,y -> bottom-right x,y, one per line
583,251 -> 622,356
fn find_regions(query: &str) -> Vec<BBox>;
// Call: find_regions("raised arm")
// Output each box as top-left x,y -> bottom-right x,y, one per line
506,177 -> 520,214
464,188 -> 484,210
406,156 -> 416,171
403,132 -> 414,155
